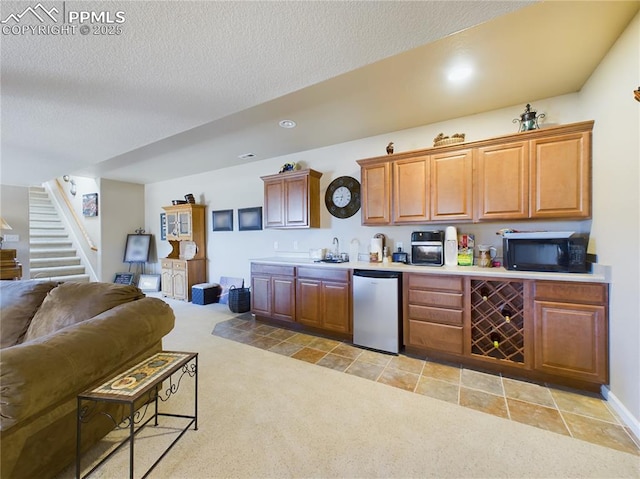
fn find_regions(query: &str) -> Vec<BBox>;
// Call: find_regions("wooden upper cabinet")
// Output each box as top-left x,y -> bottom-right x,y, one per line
530,130 -> 591,219
361,161 -> 391,225
430,149 -> 473,221
475,141 -> 529,220
393,156 -> 429,223
262,169 -> 322,228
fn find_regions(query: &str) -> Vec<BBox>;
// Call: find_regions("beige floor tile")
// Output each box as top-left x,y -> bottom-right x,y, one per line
562,411 -> 640,455
422,361 -> 461,385
503,378 -> 555,408
415,376 -> 459,404
357,349 -> 392,367
388,355 -> 424,374
249,336 -> 282,350
332,343 -> 364,360
291,347 -> 327,364
507,398 -> 570,436
267,328 -> 298,341
253,324 -> 279,335
460,387 -> 509,419
316,354 -> 354,372
285,333 -> 317,346
268,341 -> 303,357
461,368 -> 504,396
377,368 -> 420,392
307,337 -> 340,352
346,360 -> 384,381
550,388 -> 615,422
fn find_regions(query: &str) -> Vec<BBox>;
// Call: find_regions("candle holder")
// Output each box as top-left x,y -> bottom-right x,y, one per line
513,103 -> 545,132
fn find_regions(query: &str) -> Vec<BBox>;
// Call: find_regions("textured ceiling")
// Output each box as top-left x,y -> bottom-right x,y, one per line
1,1 -> 638,186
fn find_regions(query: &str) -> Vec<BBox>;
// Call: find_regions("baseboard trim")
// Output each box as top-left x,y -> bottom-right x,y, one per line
601,385 -> 640,442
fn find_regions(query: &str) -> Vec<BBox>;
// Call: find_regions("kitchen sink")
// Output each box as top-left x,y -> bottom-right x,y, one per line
314,258 -> 346,263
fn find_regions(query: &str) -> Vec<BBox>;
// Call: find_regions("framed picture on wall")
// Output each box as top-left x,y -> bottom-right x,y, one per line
238,207 -> 262,231
123,234 -> 152,263
160,213 -> 167,240
82,193 -> 98,217
212,209 -> 233,232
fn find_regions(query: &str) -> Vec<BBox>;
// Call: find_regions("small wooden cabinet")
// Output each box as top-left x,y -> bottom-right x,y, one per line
296,267 -> 351,334
404,274 -> 464,355
251,264 -> 295,322
161,204 -> 206,301
533,281 -> 608,384
262,169 -> 322,228
0,249 -> 22,280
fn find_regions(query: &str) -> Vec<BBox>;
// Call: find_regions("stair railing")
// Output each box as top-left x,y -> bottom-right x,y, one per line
54,179 -> 97,251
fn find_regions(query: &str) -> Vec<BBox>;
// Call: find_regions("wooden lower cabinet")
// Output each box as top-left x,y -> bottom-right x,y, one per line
404,273 -> 464,355
533,281 -> 608,384
251,264 -> 295,322
161,258 -> 205,301
296,267 -> 351,334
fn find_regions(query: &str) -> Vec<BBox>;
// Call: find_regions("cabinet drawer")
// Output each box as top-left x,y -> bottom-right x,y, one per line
297,267 -> 349,282
161,260 -> 173,269
408,320 -> 463,355
407,274 -> 463,292
251,263 -> 295,276
172,260 -> 186,270
408,304 -> 463,326
535,281 -> 607,304
408,289 -> 463,309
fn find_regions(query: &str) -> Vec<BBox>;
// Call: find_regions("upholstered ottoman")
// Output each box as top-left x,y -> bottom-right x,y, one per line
191,283 -> 220,305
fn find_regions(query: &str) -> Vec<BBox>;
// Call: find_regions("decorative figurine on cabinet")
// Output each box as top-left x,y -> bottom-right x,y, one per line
386,142 -> 394,154
513,103 -> 545,132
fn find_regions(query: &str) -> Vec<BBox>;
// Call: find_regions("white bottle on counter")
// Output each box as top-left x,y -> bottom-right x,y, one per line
444,226 -> 458,266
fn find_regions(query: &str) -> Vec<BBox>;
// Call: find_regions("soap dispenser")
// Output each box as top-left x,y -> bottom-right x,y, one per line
444,226 -> 458,266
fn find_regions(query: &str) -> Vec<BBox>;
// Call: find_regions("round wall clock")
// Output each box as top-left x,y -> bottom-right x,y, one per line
325,176 -> 361,219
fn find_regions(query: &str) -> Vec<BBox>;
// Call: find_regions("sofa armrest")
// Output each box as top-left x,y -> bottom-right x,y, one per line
0,297 -> 174,431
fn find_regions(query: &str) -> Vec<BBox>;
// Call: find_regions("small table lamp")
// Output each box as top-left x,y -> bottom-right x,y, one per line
0,217 -> 12,249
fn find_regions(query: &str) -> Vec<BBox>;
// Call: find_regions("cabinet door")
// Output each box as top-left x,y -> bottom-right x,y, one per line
361,162 -> 391,225
322,281 -> 351,333
430,149 -> 473,221
393,156 -> 430,223
166,213 -> 179,240
534,300 -> 607,383
161,266 -> 173,296
264,180 -> 285,228
251,275 -> 272,316
530,131 -> 591,218
172,269 -> 187,301
475,142 -> 529,220
272,276 -> 295,322
296,278 -> 322,327
284,176 -> 309,227
177,211 -> 192,239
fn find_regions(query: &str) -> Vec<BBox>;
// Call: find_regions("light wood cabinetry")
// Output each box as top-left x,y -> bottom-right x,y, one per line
161,204 -> 206,301
357,121 -> 593,225
404,274 -> 464,355
261,169 -> 322,228
296,267 -> 351,334
533,281 -> 608,384
251,264 -> 295,322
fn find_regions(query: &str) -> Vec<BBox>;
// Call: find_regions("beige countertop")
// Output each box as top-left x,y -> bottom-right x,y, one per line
250,257 -> 609,283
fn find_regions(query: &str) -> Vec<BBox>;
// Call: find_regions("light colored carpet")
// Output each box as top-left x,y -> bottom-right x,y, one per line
61,298 -> 640,478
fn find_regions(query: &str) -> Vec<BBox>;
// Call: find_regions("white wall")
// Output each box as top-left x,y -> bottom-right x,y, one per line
580,12 -> 640,429
144,16 -> 640,429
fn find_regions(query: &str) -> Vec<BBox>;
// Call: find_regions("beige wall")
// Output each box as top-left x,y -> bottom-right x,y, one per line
580,12 -> 640,430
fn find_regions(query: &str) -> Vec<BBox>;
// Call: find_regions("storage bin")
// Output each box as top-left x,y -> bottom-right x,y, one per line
228,286 -> 251,313
192,283 -> 220,305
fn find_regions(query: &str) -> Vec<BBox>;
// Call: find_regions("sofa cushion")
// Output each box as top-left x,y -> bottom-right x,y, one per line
23,282 -> 145,342
0,280 -> 58,348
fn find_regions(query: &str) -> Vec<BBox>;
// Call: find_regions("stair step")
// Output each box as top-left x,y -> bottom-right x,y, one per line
30,248 -> 78,258
30,265 -> 85,278
30,231 -> 69,238
30,257 -> 81,268
29,217 -> 63,224
30,239 -> 73,248
32,274 -> 91,283
29,224 -> 65,231
29,207 -> 57,215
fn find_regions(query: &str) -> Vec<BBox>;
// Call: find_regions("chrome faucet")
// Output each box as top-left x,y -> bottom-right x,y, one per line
332,237 -> 339,257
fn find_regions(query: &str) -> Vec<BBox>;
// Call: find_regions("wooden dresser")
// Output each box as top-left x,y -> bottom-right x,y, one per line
0,249 -> 22,280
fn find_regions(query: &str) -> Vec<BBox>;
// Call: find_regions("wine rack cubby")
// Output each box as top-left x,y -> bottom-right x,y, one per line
470,280 -> 524,364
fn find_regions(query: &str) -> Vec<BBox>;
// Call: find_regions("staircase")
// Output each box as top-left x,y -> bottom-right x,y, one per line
29,187 -> 90,282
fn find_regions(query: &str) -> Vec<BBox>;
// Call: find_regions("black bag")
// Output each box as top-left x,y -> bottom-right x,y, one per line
228,286 -> 251,313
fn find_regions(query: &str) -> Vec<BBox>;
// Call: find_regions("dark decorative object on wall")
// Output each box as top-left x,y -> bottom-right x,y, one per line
82,193 -> 98,217
325,176 -> 361,219
513,103 -> 545,132
238,207 -> 263,231
212,209 -> 233,231
123,234 -> 151,263
160,213 -> 167,240
386,142 -> 394,154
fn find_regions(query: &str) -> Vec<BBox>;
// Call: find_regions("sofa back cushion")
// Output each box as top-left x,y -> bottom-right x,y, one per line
0,281 -> 59,348
23,282 -> 145,342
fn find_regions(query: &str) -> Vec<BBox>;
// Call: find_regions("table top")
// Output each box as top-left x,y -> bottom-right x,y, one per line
79,351 -> 197,402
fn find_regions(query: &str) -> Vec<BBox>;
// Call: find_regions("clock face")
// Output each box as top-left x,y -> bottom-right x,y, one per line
325,176 -> 361,219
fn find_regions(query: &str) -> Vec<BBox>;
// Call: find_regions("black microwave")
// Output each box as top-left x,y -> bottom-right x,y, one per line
502,233 -> 588,273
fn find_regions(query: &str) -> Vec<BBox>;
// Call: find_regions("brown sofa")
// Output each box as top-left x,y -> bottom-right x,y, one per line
0,280 -> 175,478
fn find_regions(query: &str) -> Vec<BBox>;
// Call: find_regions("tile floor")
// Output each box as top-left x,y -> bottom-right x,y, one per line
213,315 -> 640,456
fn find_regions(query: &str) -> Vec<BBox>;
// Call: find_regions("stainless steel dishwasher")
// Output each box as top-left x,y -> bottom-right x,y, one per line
352,269 -> 402,354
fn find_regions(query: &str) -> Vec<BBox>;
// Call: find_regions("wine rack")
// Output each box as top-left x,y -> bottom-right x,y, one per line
470,280 -> 524,364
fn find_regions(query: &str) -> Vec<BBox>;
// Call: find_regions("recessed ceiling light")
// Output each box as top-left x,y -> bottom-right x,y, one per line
238,153 -> 255,159
279,119 -> 296,129
447,65 -> 473,83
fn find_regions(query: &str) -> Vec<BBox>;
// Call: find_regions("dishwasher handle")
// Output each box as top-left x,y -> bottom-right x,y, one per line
353,269 -> 401,279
